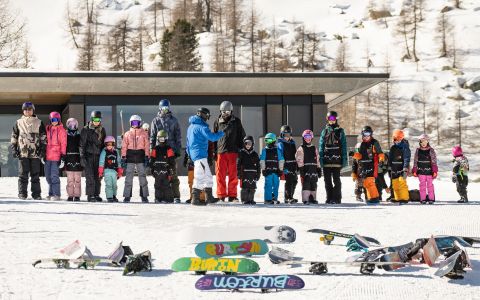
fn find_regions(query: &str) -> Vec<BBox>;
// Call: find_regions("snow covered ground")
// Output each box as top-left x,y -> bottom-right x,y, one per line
1,175 -> 479,299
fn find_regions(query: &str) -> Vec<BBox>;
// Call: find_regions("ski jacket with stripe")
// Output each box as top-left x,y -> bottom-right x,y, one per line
412,146 -> 438,176
319,124 -> 347,168
65,130 -> 83,172
237,148 -> 261,189
295,142 -> 321,179
277,138 -> 298,173
353,138 -> 384,178
150,144 -> 176,177
389,139 -> 411,179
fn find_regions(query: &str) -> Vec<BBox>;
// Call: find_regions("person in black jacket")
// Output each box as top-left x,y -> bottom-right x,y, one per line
80,111 -> 107,202
213,101 -> 246,202
150,130 -> 176,203
65,118 -> 83,201
277,125 -> 298,204
237,136 -> 260,205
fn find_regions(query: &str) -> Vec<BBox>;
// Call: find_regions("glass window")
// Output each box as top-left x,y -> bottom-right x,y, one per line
85,106 -> 113,137
286,105 -> 312,135
241,106 -> 264,150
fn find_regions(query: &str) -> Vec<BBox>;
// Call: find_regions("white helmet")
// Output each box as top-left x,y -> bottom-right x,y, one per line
130,115 -> 142,127
142,123 -> 150,131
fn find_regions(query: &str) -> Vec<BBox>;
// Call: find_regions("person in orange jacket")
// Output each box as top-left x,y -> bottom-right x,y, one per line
352,126 -> 385,204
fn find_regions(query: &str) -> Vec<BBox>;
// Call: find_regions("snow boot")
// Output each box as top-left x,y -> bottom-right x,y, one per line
95,195 -> 103,202
228,197 -> 239,203
123,197 -> 131,203
204,188 -> 219,204
67,197 -> 74,201
192,188 -> 206,206
141,197 -> 149,203
74,197 -> 80,202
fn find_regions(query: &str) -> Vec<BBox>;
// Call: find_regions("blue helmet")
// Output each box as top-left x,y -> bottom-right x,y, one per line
22,102 -> 35,111
159,99 -> 170,111
264,133 -> 277,145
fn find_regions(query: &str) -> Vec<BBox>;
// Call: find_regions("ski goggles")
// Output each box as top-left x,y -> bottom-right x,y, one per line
131,120 -> 141,127
282,132 -> 291,138
265,138 -> 275,145
221,110 -> 232,116
160,106 -> 170,114
91,117 -> 101,123
244,140 -> 253,147
303,133 -> 314,140
50,118 -> 60,123
362,131 -> 372,137
105,142 -> 115,147
157,137 -> 166,143
327,115 -> 337,121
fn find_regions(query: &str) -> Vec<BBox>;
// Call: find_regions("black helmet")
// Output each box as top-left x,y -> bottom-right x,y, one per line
326,111 -> 338,120
280,125 -> 292,138
362,125 -> 373,136
243,135 -> 254,146
91,110 -> 102,119
197,107 -> 210,121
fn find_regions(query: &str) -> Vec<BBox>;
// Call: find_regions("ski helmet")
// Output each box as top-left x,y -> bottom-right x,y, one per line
197,107 -> 210,121
130,115 -> 142,128
452,145 -> 463,157
243,135 -> 254,146
49,111 -> 61,122
361,126 -> 373,137
90,110 -> 102,120
392,129 -> 404,141
159,99 -> 170,111
66,118 -> 78,130
326,111 -> 338,121
157,130 -> 168,143
142,123 -> 150,131
280,125 -> 292,138
22,101 -> 35,111
220,100 -> 233,112
418,134 -> 430,143
104,136 -> 116,145
264,133 -> 277,145
302,129 -> 314,143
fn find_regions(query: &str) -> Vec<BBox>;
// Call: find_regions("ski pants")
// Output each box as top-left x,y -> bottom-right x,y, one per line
264,173 -> 280,201
216,152 -> 238,198
301,176 -> 318,202
154,174 -> 174,202
241,188 -> 256,203
456,175 -> 468,199
363,177 -> 379,200
104,169 -> 118,199
123,163 -> 149,198
66,171 -> 82,198
355,177 -> 364,198
45,160 -> 61,197
284,172 -> 298,201
418,174 -> 435,201
193,158 -> 213,189
18,157 -> 41,198
188,169 -> 205,200
323,167 -> 342,203
392,176 -> 409,201
375,173 -> 388,200
85,155 -> 101,197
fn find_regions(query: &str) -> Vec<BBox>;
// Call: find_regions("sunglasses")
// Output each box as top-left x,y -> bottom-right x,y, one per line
327,116 -> 337,121
50,118 -> 60,123
91,117 -> 101,122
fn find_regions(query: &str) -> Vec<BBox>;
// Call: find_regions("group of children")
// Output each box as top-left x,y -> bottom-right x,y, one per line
351,127 -> 469,204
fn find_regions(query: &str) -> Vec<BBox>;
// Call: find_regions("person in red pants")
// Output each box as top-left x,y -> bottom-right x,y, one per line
213,101 -> 246,202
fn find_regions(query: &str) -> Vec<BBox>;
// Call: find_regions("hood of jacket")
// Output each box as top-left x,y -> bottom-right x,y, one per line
189,115 -> 208,126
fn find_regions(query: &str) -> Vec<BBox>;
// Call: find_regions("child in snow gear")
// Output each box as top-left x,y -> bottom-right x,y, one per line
11,102 -> 47,200
296,130 -> 322,204
122,115 -> 150,203
45,112 -> 67,201
319,111 -> 347,204
80,110 -> 107,202
260,133 -> 285,204
352,126 -> 385,204
150,99 -> 182,202
237,136 -> 261,205
186,107 -> 225,206
351,143 -> 365,202
150,130 -> 176,203
375,152 -> 390,201
65,118 -> 83,201
99,136 -> 123,202
214,101 -> 246,202
451,145 -> 469,203
412,134 -> 438,204
277,125 -> 298,204
388,129 -> 411,204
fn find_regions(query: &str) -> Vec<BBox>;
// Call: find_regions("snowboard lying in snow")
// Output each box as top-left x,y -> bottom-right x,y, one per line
195,239 -> 269,258
195,274 -> 305,291
180,225 -> 296,244
307,229 -> 381,245
171,257 -> 260,274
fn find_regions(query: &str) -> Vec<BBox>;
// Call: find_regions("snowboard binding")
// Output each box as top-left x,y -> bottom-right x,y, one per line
360,263 -> 376,275
444,250 -> 469,280
123,250 -> 152,276
309,262 -> 328,275
320,234 -> 334,245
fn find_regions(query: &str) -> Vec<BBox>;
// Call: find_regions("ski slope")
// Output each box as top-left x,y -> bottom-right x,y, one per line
0,176 -> 479,299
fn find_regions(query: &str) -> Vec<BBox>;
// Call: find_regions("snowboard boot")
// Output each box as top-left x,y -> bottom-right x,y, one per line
308,195 -> 318,205
87,196 -> 96,202
33,196 -> 42,200
67,197 -> 74,201
141,197 -> 149,203
204,188 -> 219,204
95,195 -> 103,202
112,196 -> 119,202
458,195 -> 468,203
123,197 -> 131,203
228,197 -> 239,203
18,194 -> 27,200
265,200 -> 274,205
107,198 -> 115,203
74,197 -> 81,202
191,188 -> 206,206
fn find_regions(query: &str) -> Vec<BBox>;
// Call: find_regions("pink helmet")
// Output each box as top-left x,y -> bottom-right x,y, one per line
104,136 -> 116,145
66,118 -> 78,130
418,134 -> 430,144
49,111 -> 61,121
452,145 -> 463,157
302,129 -> 314,142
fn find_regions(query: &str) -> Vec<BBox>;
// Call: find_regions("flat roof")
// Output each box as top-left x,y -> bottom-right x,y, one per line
0,71 -> 388,106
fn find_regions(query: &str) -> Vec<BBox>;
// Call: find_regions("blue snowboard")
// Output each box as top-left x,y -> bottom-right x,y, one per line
195,274 -> 305,290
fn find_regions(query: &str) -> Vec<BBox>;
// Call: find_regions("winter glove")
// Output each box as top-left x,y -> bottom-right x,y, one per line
59,156 -> 66,169
144,156 -> 149,168
98,166 -> 104,178
317,167 -> 322,178
121,157 -> 127,168
10,145 -> 20,158
174,149 -> 181,158
262,170 -> 267,177
117,168 -> 124,179
452,174 -> 457,183
432,172 -> 437,179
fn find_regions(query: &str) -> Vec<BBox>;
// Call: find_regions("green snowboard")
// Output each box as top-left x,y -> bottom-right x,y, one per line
171,257 -> 260,274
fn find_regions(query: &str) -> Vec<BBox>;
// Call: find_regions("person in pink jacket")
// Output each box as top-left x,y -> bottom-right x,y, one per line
412,134 -> 438,204
45,111 -> 67,200
121,115 -> 150,202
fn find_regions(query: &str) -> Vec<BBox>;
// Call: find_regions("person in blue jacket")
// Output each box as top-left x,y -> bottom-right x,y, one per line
260,133 -> 285,204
186,107 -> 225,206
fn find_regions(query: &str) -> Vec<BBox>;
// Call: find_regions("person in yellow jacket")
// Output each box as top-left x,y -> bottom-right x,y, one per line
388,129 -> 411,204
352,126 -> 385,204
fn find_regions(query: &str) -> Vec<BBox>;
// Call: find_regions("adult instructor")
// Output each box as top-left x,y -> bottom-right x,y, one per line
213,101 -> 246,202
319,111 -> 347,204
150,99 -> 182,202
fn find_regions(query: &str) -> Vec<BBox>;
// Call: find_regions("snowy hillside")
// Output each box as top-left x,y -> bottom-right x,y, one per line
1,176 -> 480,299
